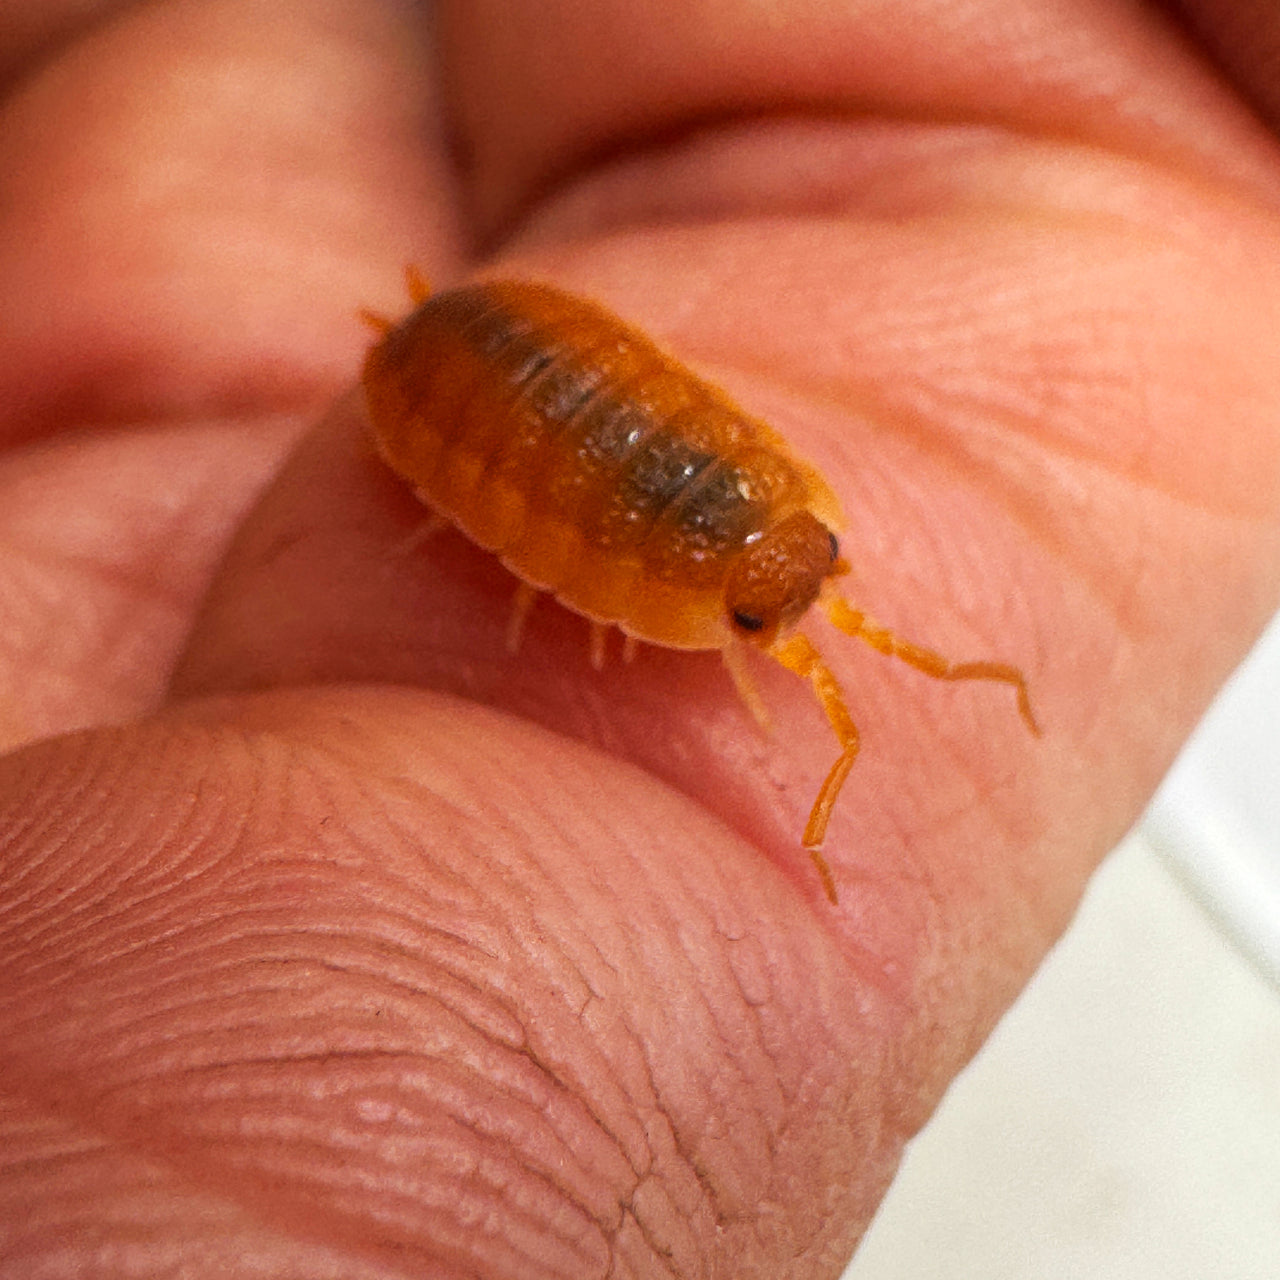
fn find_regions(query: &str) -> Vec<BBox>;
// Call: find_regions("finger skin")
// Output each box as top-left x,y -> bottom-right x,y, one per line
0,0 -> 461,449
438,0 -> 1280,230
0,0 -> 462,746
0,419 -> 294,753
0,688 -> 900,1276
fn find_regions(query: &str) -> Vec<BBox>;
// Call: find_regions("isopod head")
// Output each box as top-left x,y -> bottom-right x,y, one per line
724,511 -> 845,649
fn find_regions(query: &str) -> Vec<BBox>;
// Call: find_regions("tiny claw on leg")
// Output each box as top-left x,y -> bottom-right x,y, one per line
808,847 -> 839,906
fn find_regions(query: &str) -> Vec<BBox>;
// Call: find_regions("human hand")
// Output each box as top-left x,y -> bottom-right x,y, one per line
3,2 -> 1280,1275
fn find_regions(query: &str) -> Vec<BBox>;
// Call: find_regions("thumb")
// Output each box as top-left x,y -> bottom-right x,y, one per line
0,685 -> 898,1276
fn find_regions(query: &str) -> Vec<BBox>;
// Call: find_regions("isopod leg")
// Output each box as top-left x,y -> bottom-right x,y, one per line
589,622 -> 609,671
405,264 -> 431,304
622,633 -> 640,665
721,642 -> 772,733
507,581 -> 538,654
360,267 -> 431,332
358,308 -> 396,334
807,821 -> 842,906
823,597 -> 1039,734
390,510 -> 446,560
767,631 -> 858,905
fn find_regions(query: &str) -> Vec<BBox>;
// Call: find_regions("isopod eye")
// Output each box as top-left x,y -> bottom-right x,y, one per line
732,610 -> 766,633
827,531 -> 840,562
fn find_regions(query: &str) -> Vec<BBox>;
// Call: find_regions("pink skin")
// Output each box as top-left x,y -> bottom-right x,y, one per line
2,1 -> 1280,1275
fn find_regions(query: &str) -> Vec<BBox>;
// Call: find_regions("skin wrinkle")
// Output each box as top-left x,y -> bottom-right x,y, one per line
520,1020 -> 661,1204
574,1002 -> 665,1191
598,896 -> 862,1266
867,726 -> 1069,1023
147,1042 -> 590,1195
294,789 -> 533,993
480,773 -> 808,1263
454,44 -> 1274,247
0,749 -> 184,951
627,1046 -> 737,1239
893,346 -> 1226,522
661,941 -> 787,1218
91,1054 -> 619,1277
358,1019 -> 624,1215
874,290 -> 1280,525
304,778 -> 673,1263
962,395 -> 1280,530
0,727 -> 660,1274
508,767 -> 791,1175
612,1172 -> 692,1276
294,824 -> 651,1212
164,1056 -> 619,1263
9,809 -> 244,973
513,972 -> 705,1254
991,441 -> 1271,658
602,906 -> 766,1218
247,1144 -> 590,1280
448,789 -> 625,1006
308,932 -> 528,1051
452,758 -> 686,1150
513,114 -> 1280,254
842,388 -> 1213,582
76,953 -> 525,1084
294,988 -> 625,1216
628,1171 -> 706,1277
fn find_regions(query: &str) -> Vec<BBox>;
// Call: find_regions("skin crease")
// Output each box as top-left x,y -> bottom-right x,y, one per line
2,0 -> 1280,1275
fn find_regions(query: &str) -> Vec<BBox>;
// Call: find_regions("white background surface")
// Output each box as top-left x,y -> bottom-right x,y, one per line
843,832 -> 1280,1279
1144,612 -> 1280,990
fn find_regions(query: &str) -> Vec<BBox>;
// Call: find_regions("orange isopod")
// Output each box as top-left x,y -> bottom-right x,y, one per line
362,275 -> 1038,903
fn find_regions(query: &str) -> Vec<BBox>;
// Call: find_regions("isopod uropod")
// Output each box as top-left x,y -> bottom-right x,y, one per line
362,274 -> 1038,903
